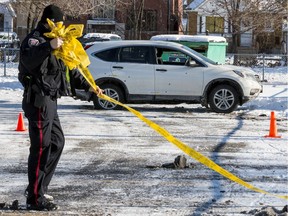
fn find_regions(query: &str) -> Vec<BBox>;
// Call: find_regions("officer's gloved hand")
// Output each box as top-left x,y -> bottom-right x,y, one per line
89,86 -> 104,96
50,37 -> 63,49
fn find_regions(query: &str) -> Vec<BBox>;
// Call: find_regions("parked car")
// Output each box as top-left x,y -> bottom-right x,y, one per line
0,32 -> 20,62
79,33 -> 122,50
78,40 -> 262,113
0,32 -> 20,48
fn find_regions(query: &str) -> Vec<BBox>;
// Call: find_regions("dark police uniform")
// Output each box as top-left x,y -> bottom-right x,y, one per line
18,21 -> 90,207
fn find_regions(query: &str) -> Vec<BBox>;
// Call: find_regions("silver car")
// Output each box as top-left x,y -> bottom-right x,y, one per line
80,40 -> 262,113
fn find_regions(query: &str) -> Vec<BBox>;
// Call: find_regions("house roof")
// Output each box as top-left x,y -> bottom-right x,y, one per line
0,2 -> 16,17
186,0 -> 206,10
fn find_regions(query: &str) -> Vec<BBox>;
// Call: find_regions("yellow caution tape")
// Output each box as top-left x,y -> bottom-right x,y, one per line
98,94 -> 288,200
44,19 -> 287,200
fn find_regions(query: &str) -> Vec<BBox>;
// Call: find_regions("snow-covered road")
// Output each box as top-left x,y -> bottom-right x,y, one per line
0,82 -> 287,215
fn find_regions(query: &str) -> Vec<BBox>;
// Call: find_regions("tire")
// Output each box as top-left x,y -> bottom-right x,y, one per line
208,85 -> 239,113
93,84 -> 124,110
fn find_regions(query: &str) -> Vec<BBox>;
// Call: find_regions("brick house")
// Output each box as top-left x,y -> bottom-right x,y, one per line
13,1 -> 184,41
87,0 -> 184,40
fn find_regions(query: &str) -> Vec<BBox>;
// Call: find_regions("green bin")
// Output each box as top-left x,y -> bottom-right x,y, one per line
150,35 -> 228,64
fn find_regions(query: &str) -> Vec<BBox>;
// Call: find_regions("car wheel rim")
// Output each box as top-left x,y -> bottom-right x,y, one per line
98,88 -> 119,109
213,89 -> 235,110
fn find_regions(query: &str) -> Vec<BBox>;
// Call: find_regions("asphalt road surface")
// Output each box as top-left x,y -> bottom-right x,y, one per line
0,93 -> 287,215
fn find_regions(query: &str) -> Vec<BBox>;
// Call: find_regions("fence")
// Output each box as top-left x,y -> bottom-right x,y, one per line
226,53 -> 287,81
0,48 -> 20,76
1,48 -> 287,81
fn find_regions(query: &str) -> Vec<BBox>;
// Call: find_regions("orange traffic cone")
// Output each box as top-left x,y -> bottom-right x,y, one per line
15,112 -> 26,131
264,111 -> 281,138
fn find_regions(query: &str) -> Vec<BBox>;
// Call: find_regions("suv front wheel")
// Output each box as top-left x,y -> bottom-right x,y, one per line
93,84 -> 124,110
208,85 -> 239,113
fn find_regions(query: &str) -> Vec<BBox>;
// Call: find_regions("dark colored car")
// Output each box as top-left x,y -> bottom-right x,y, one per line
0,32 -> 20,48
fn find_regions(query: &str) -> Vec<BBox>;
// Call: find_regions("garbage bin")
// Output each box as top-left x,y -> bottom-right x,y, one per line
150,34 -> 228,64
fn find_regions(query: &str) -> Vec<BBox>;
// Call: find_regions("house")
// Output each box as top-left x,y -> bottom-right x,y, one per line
87,0 -> 184,40
0,1 -> 16,32
185,0 -> 287,54
10,1 -> 185,41
133,0 -> 184,39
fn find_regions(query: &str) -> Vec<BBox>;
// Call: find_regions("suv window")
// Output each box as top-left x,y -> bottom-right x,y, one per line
94,48 -> 119,62
119,46 -> 149,63
156,47 -> 203,67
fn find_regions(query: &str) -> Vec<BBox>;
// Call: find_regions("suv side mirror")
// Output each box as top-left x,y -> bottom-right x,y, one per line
185,58 -> 197,67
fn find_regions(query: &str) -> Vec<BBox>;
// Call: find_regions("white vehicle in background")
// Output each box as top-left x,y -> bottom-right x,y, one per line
80,40 -> 262,113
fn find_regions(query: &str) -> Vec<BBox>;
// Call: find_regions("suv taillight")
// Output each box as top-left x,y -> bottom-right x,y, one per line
84,45 -> 93,50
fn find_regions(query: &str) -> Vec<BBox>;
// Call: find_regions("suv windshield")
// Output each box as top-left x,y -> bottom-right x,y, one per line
182,45 -> 218,65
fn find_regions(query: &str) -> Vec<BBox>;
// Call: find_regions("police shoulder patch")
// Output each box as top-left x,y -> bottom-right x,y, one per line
28,38 -> 40,47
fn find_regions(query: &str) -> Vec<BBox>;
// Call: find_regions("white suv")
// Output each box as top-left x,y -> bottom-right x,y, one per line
82,40 -> 262,113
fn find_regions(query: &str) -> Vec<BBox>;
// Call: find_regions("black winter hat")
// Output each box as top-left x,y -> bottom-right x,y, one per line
40,4 -> 64,23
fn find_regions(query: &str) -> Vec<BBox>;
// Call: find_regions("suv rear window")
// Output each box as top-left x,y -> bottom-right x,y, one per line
94,46 -> 151,64
94,48 -> 119,62
119,46 -> 149,63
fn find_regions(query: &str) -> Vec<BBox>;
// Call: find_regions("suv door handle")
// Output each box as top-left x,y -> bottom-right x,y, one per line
156,69 -> 167,72
112,66 -> 123,69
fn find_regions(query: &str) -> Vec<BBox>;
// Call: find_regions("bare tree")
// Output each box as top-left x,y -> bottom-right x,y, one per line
10,0 -> 116,32
200,0 -> 287,53
115,0 -> 145,39
116,0 -> 184,39
10,0 -> 46,32
90,0 -> 117,19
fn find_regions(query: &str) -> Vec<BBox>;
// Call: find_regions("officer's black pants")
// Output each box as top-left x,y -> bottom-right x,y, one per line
22,95 -> 64,205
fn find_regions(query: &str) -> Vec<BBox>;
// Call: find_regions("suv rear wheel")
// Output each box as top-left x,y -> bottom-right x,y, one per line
93,84 -> 124,110
208,85 -> 239,113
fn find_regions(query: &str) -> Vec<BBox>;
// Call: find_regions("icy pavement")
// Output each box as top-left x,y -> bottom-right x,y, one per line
0,83 -> 287,215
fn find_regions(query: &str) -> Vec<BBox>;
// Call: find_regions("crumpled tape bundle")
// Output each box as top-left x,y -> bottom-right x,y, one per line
44,19 -> 96,90
44,19 -> 90,69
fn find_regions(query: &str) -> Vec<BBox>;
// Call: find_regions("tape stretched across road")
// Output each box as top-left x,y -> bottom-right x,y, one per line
45,19 -> 287,201
96,91 -> 287,201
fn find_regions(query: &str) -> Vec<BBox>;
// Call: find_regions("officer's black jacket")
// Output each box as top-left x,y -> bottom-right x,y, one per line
18,22 -> 90,100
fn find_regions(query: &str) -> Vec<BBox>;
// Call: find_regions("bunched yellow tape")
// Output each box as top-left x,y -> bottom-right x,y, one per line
45,19 -> 287,200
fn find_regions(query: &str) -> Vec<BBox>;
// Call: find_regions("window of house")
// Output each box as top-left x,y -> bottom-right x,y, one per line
228,19 -> 231,33
142,10 -> 157,31
206,16 -> 224,33
199,16 -> 203,33
275,37 -> 280,45
65,15 -> 80,21
93,4 -> 114,19
264,20 -> 273,31
241,17 -> 253,33
0,14 -> 4,31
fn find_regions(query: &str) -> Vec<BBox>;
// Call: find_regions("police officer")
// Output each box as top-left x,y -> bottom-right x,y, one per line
18,4 -> 102,211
